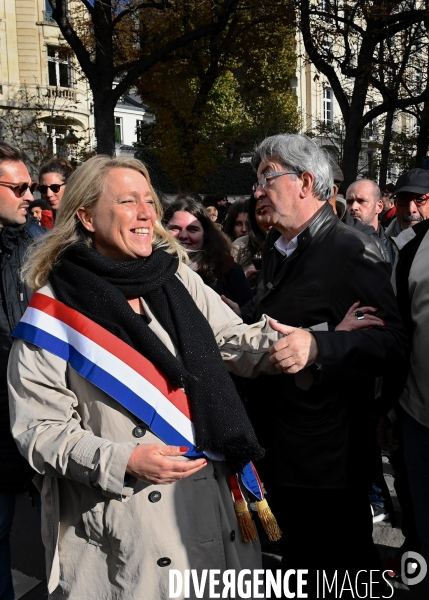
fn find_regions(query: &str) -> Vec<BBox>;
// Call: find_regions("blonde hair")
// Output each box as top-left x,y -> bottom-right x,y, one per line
23,155 -> 186,291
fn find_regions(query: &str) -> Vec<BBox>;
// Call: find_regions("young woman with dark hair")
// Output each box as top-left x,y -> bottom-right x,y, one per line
223,199 -> 249,241
38,157 -> 74,213
231,194 -> 272,286
163,198 -> 252,308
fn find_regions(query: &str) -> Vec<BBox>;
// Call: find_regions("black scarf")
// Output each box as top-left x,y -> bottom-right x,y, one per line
49,243 -> 264,471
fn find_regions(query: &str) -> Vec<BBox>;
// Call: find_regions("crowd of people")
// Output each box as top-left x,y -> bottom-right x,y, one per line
0,134 -> 428,599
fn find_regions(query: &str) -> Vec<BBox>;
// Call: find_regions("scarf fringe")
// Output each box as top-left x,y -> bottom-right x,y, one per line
234,500 -> 258,543
256,498 -> 282,542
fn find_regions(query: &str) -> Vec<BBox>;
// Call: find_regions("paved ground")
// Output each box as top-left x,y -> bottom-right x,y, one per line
9,457 -> 428,599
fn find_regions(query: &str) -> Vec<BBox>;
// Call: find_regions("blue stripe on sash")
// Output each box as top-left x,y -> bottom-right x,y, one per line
13,322 -> 205,459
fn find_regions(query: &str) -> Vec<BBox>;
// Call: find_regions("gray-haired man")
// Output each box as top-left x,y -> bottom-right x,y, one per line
249,134 -> 406,593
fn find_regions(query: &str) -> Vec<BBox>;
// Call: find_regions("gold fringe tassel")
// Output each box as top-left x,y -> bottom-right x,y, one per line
234,500 -> 257,543
256,498 -> 282,542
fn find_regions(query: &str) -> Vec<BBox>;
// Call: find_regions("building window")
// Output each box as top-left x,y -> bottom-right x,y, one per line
43,0 -> 55,22
45,124 -> 67,157
136,120 -> 144,143
367,151 -> 376,179
323,87 -> 333,123
47,47 -> 72,88
321,0 -> 331,21
115,117 -> 123,143
415,68 -> 423,94
320,35 -> 333,61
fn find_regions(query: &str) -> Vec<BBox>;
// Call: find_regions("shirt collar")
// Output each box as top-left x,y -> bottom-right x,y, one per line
274,234 -> 299,258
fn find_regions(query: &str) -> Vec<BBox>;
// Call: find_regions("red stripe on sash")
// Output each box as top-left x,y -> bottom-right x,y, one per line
30,292 -> 192,420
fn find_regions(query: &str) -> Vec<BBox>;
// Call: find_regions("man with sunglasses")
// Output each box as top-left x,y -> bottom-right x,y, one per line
0,142 -> 46,600
378,168 -> 429,588
248,134 -> 406,595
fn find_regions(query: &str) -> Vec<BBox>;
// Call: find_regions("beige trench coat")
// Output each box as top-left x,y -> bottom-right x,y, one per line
8,263 -> 280,600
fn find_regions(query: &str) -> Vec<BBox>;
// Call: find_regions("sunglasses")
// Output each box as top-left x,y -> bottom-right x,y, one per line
393,195 -> 429,207
38,182 -> 66,194
0,181 -> 37,198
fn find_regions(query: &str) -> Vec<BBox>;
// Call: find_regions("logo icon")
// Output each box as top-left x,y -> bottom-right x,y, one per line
401,551 -> 427,586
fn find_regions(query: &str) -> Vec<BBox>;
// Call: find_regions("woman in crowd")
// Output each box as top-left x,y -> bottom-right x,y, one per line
163,198 -> 252,308
223,199 -> 249,241
8,156 -> 286,599
231,194 -> 271,286
38,157 -> 74,214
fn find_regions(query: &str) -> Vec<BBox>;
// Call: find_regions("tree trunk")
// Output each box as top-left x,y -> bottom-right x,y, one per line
93,91 -> 117,156
415,102 -> 429,168
378,110 -> 395,189
339,120 -> 363,193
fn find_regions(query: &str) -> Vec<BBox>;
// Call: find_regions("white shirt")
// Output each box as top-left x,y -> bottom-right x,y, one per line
274,234 -> 299,258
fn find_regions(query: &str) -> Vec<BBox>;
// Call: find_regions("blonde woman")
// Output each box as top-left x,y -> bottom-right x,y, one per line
8,155 -> 286,599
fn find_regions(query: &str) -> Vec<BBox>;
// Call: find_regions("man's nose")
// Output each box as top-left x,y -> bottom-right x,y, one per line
409,200 -> 419,212
23,187 -> 34,201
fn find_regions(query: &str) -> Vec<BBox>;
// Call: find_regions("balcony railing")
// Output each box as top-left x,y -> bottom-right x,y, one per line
46,87 -> 77,102
42,10 -> 56,24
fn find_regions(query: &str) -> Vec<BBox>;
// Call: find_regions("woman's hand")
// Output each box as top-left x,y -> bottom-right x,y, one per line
221,295 -> 242,317
335,301 -> 385,331
126,444 -> 207,484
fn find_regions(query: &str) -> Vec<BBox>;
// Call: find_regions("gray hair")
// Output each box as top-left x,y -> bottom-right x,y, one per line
252,134 -> 333,202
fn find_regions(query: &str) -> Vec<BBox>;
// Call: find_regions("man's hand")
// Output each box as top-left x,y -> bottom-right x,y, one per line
269,320 -> 320,374
126,444 -> 207,484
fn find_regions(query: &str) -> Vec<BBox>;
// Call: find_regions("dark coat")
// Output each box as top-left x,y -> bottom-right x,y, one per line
252,202 -> 406,489
210,260 -> 253,307
341,208 -> 394,267
0,220 -> 46,493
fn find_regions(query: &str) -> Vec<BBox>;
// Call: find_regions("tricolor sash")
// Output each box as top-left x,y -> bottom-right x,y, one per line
12,289 -> 280,542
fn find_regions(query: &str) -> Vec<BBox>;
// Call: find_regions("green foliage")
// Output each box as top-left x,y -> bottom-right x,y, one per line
135,2 -> 300,190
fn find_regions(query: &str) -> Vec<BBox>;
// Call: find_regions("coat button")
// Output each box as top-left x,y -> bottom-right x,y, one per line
132,425 -> 146,438
148,491 -> 162,503
230,530 -> 236,541
157,557 -> 171,567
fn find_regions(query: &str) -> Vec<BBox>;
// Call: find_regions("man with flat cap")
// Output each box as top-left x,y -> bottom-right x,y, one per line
379,168 -> 429,586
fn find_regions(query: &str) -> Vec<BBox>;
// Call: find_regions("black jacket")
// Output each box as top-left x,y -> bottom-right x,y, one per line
341,208 -> 394,267
0,220 -> 46,493
251,202 -> 406,489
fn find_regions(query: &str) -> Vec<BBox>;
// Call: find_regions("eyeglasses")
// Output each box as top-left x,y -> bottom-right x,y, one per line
393,194 -> 429,207
252,171 -> 297,192
38,182 -> 66,194
0,181 -> 37,198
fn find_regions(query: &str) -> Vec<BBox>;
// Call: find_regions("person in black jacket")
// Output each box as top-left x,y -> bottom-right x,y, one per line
0,142 -> 45,600
250,134 -> 406,596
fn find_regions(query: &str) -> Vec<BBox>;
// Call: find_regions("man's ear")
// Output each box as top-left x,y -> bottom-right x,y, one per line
375,199 -> 384,215
76,207 -> 95,233
300,171 -> 315,197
